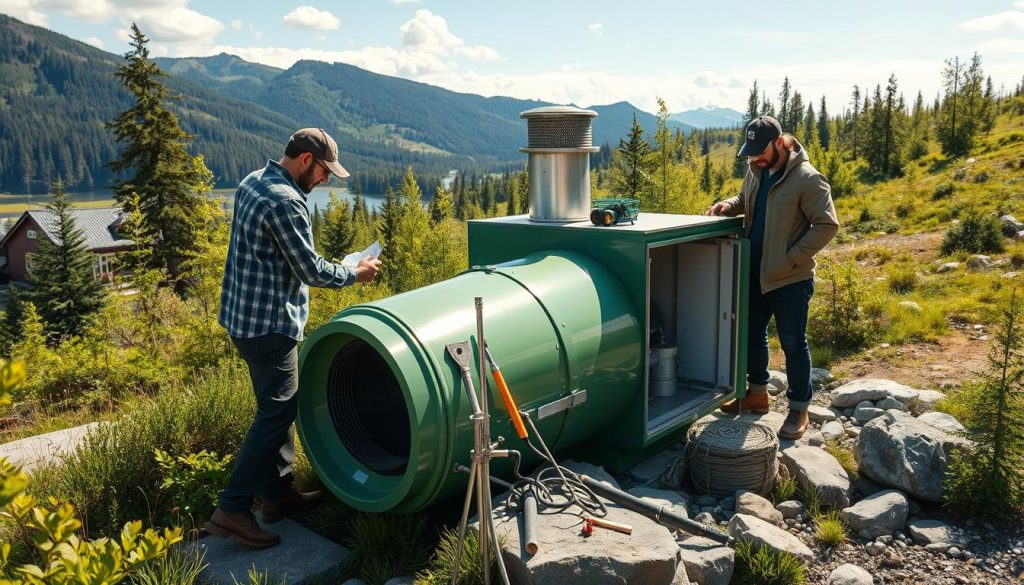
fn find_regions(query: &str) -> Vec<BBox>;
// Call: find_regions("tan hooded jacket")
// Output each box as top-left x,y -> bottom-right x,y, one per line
721,139 -> 839,293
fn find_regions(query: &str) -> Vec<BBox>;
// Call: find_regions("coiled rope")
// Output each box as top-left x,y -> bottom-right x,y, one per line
685,419 -> 779,498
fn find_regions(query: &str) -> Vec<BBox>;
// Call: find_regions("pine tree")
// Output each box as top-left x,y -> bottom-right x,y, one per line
778,77 -> 792,130
0,285 -> 26,357
375,186 -> 402,292
107,24 -> 212,286
645,98 -> 684,213
817,96 -> 831,151
802,103 -> 816,146
505,175 -> 520,217
945,290 -> 1024,518
28,179 -> 107,344
319,192 -> 355,262
700,155 -> 713,194
391,167 -> 430,293
788,91 -> 804,136
429,184 -> 455,223
609,112 -> 651,198
849,85 -> 862,160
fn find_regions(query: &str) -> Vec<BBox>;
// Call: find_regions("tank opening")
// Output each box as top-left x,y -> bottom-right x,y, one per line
327,339 -> 410,476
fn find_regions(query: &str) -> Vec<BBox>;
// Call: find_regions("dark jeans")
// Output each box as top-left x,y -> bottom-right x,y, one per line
747,278 -> 814,410
219,333 -> 299,514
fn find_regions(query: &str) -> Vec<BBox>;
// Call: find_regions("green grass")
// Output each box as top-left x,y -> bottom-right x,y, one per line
813,510 -> 848,548
129,547 -> 207,585
772,475 -> 798,505
732,539 -> 806,585
343,512 -> 434,585
415,528 -> 500,585
823,440 -> 859,482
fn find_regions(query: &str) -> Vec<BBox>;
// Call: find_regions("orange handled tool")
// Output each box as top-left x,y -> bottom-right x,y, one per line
484,345 -> 528,440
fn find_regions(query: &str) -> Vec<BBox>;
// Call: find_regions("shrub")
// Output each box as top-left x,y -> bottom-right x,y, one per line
415,528 -> 498,585
932,183 -> 956,200
772,475 -> 798,505
887,266 -> 919,293
851,218 -> 900,234
344,512 -> 434,585
813,510 -> 848,547
809,258 -> 880,353
154,448 -> 233,527
810,345 -> 833,369
733,539 -> 805,585
940,211 -> 1005,256
129,547 -> 207,585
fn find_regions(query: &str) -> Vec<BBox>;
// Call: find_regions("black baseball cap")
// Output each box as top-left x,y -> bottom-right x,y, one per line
288,128 -> 350,178
738,116 -> 782,157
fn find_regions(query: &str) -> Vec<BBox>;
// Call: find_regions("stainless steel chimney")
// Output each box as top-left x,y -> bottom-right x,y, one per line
520,106 -> 599,222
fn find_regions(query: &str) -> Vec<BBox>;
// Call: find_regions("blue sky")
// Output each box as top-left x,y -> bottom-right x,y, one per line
1,0 -> 1022,115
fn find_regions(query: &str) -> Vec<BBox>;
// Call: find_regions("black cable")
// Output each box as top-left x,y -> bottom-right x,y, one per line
501,412 -> 608,518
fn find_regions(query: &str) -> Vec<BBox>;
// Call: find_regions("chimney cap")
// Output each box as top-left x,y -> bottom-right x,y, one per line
520,105 -> 598,119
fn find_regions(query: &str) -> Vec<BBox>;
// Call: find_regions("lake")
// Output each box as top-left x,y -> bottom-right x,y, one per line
0,186 -> 390,220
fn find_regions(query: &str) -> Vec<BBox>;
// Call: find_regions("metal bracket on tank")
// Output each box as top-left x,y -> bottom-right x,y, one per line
535,389 -> 588,420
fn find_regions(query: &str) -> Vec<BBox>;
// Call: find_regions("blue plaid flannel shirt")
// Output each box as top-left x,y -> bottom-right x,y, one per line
218,160 -> 356,341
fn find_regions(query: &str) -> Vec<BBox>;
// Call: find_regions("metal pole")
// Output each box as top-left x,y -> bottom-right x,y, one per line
474,297 -> 492,585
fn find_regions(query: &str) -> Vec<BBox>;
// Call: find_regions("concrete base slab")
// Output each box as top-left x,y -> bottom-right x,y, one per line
198,517 -> 351,585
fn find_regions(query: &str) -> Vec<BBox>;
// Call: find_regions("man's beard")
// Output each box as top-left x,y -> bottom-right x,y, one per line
297,165 -> 317,193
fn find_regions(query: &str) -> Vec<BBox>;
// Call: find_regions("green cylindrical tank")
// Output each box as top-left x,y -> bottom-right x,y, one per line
296,250 -> 642,513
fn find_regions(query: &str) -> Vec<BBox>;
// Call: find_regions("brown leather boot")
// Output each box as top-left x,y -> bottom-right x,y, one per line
261,489 -> 324,523
719,384 -> 770,414
205,508 -> 281,549
779,409 -> 810,440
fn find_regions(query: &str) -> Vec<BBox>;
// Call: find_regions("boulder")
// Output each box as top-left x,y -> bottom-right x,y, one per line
821,421 -> 846,442
775,500 -> 804,519
735,491 -> 784,526
831,379 -> 919,408
853,405 -> 886,425
854,411 -> 971,502
827,563 -> 874,585
1000,214 -> 1024,236
561,460 -> 620,490
913,390 -> 945,413
780,445 -> 852,508
767,370 -> 788,396
876,397 -> 907,412
677,536 -> 734,585
937,262 -> 960,274
966,255 -> 992,270
907,519 -> 970,547
917,412 -> 966,435
627,451 -> 678,486
807,405 -> 838,424
840,489 -> 909,539
811,368 -> 835,388
494,501 -> 680,585
627,487 -> 690,521
726,514 -> 814,564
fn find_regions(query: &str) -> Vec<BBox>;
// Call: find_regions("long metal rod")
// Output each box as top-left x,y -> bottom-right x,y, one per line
475,297 -> 491,585
579,475 -> 734,545
448,460 -> 479,585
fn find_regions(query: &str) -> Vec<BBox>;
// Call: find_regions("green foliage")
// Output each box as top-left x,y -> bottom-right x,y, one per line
732,539 -> 805,585
823,440 -> 859,481
944,291 -> 1024,518
318,192 -> 355,262
940,211 -> 1005,255
27,179 -> 108,344
31,361 -> 255,537
809,257 -> 879,353
887,265 -> 919,293
810,345 -> 833,369
0,287 -> 26,358
230,567 -> 286,585
771,475 -> 798,505
415,528 -> 498,585
154,448 -> 232,526
128,547 -> 206,585
107,24 -> 211,283
813,510 -> 848,547
938,54 -> 995,158
343,512 -> 433,585
608,112 -> 652,199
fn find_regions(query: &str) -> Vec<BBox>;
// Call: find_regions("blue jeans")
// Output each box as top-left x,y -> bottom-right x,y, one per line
747,278 -> 814,410
219,333 -> 299,513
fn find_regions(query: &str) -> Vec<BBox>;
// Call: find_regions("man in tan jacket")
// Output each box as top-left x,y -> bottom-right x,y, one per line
707,115 -> 839,439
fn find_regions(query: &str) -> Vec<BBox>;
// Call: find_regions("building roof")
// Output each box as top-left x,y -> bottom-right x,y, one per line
19,207 -> 134,250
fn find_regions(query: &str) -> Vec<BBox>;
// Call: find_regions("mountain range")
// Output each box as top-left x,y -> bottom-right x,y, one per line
0,14 -> 719,192
669,107 -> 745,129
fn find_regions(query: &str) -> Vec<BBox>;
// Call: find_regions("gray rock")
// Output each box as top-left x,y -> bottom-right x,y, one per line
876,397 -> 907,412
383,579 -> 414,585
627,487 -> 690,521
735,491 -> 784,526
561,460 -> 620,490
846,427 -> 861,439
831,379 -> 920,408
1000,214 -> 1024,235
966,255 -> 992,270
199,518 -> 351,585
925,542 -> 951,553
627,450 -> 678,486
907,519 -> 970,547
865,541 -> 886,555
812,368 -> 836,387
678,536 -> 734,585
671,560 -> 693,585
780,445 -> 852,508
937,262 -> 961,274
775,500 -> 804,519
695,512 -> 717,526
827,563 -> 875,585
494,501 -> 680,585
841,490 -> 909,539
914,390 -> 946,413
853,475 -> 885,498
917,412 -> 966,434
821,421 -> 846,442
804,429 -> 826,448
727,513 -> 814,564
767,370 -> 788,396
853,406 -> 887,425
697,495 -> 718,507
0,422 -> 104,473
854,411 -> 971,502
807,404 -> 838,424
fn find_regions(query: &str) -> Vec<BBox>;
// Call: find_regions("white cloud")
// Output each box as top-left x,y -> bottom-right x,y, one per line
231,19 -> 242,30
124,6 -> 223,43
84,36 -> 104,48
249,25 -> 262,39
283,6 -> 340,31
44,0 -> 113,22
975,37 -> 1024,54
456,45 -> 499,61
400,9 -> 462,53
1015,1 -> 1024,10
587,23 -> 604,37
956,10 -> 1024,32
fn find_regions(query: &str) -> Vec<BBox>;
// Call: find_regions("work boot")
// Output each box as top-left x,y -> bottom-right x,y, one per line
261,488 -> 324,523
779,409 -> 810,440
719,384 -> 769,414
205,508 -> 281,549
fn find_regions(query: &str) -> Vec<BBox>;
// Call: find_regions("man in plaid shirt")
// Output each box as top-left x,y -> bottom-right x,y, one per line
207,128 -> 381,549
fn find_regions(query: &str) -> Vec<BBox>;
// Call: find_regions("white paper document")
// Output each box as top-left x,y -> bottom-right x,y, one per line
341,240 -> 382,267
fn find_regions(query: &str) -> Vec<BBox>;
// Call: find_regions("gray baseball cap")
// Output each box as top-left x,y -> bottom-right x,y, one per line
738,116 -> 782,157
288,128 -> 350,178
